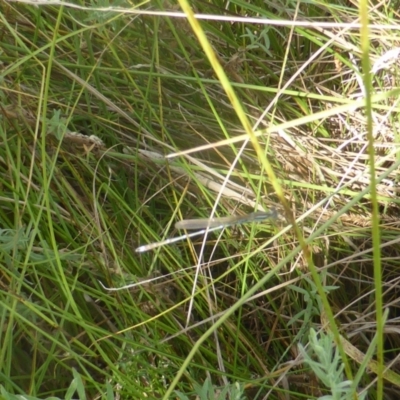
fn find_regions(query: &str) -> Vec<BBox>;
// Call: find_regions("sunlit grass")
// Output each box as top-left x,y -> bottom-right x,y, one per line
1,0 -> 400,399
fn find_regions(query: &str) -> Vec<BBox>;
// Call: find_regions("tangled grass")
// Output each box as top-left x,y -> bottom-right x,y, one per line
1,0 -> 400,399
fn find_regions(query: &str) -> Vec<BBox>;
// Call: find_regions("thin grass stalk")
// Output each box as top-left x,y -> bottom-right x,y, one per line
359,1 -> 384,398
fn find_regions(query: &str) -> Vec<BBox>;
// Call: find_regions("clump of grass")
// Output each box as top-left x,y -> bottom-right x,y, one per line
1,0 -> 400,398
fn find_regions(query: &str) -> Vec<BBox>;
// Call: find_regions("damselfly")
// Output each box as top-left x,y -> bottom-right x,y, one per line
135,209 -> 277,253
